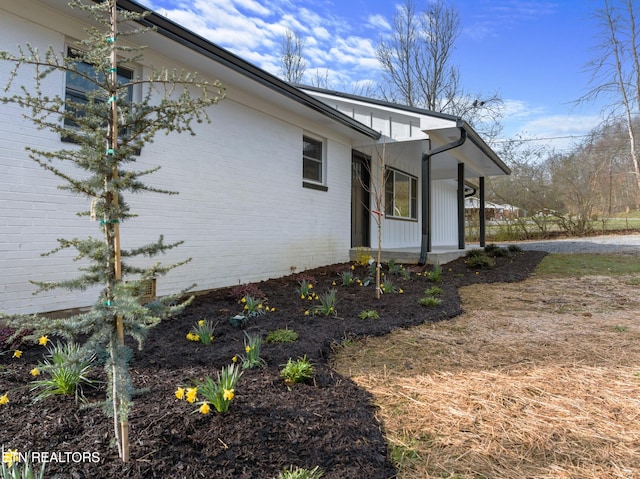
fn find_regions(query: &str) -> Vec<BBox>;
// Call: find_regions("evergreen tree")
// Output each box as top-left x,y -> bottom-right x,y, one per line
0,0 -> 224,461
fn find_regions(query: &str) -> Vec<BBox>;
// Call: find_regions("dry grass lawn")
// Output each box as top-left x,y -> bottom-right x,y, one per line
332,269 -> 640,479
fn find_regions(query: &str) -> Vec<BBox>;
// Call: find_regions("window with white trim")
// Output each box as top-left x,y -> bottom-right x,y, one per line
385,168 -> 418,220
302,135 -> 324,184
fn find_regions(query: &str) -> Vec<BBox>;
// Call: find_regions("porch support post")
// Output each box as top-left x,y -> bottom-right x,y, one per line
479,176 -> 486,247
457,162 -> 465,249
421,153 -> 432,256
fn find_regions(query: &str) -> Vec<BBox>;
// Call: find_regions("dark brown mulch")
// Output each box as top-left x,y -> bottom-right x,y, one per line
0,249 -> 546,479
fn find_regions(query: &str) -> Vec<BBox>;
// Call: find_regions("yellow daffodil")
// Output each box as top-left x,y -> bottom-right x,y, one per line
300,294 -> 305,299
223,388 -> 235,401
2,449 -> 18,468
175,387 -> 185,400
12,350 -> 22,359
304,310 -> 310,316
350,265 -> 355,270
38,335 -> 48,346
399,288 -> 404,294
245,346 -> 251,353
186,387 -> 198,403
308,283 -> 313,289
30,367 -> 40,377
199,402 -> 211,415
257,304 -> 263,309
198,319 -> 205,326
186,332 -> 200,342
271,307 -> 276,312
232,355 -> 238,363
241,297 -> 247,303
0,393 -> 8,405
332,281 -> 336,286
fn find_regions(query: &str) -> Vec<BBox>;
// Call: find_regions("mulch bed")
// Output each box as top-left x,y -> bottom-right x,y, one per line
0,249 -> 546,478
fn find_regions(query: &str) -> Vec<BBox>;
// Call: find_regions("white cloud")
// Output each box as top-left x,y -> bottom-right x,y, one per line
366,14 -> 391,31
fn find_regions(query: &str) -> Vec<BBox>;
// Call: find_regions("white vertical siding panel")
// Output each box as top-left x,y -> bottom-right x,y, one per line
431,180 -> 458,246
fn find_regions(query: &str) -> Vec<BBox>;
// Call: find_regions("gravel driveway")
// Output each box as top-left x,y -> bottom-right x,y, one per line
505,233 -> 640,255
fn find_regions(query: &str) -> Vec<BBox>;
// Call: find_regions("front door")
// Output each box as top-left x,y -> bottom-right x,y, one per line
351,151 -> 370,247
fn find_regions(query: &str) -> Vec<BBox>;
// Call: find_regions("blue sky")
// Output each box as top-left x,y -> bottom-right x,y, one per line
139,0 -> 606,152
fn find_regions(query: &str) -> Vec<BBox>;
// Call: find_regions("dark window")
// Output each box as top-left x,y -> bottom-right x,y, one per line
303,135 -> 323,183
64,49 -> 133,131
385,168 -> 418,219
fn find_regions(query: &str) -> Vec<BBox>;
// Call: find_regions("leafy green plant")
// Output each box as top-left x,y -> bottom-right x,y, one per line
240,332 -> 266,369
298,279 -> 317,300
241,295 -> 267,317
419,296 -> 442,307
465,251 -> 495,269
265,328 -> 299,343
387,259 -> 403,275
310,289 -> 338,316
30,341 -> 96,402
182,362 -> 243,414
0,453 -> 46,479
188,319 -> 216,345
359,310 -> 380,320
280,355 -> 315,385
338,270 -> 355,286
276,465 -> 324,479
424,286 -> 443,296
425,264 -> 442,283
380,279 -> 397,294
399,266 -> 411,280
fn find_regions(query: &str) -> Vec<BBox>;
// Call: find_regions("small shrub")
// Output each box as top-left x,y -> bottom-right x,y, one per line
485,244 -> 510,257
419,296 -> 442,307
229,283 -> 264,301
30,341 -> 96,402
425,264 -> 442,283
358,310 -> 380,320
507,244 -> 523,253
387,259 -> 403,275
265,328 -> 299,343
424,286 -> 442,296
280,355 -> 314,385
354,247 -> 372,266
276,465 -> 324,479
240,332 -> 266,369
465,251 -> 495,269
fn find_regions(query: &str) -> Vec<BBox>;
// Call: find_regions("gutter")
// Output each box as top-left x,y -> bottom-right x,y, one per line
418,123 -> 467,265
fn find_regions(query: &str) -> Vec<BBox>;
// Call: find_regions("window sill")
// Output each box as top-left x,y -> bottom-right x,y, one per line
385,215 -> 418,222
302,181 -> 328,192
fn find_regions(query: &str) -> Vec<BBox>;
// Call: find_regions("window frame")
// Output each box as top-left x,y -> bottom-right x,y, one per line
302,134 -> 327,190
385,167 -> 418,221
62,46 -> 135,140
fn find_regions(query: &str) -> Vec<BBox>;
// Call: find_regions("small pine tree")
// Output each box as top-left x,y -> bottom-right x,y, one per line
0,0 -> 224,461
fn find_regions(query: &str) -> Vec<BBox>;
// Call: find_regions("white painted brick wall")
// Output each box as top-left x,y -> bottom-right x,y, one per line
1,5 -> 354,314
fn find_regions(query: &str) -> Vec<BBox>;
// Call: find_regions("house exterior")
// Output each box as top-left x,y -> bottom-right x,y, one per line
0,0 -> 509,316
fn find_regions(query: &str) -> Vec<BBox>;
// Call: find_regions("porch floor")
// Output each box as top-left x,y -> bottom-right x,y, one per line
350,244 -> 482,266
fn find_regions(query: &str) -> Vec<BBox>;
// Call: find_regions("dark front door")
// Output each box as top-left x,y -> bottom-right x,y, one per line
351,151 -> 370,247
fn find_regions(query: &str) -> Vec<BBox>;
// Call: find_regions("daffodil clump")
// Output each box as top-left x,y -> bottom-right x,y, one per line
175,362 -> 242,414
239,332 -> 266,369
30,340 -> 96,402
298,279 -> 318,301
240,295 -> 274,316
304,289 -> 338,317
187,319 -> 216,345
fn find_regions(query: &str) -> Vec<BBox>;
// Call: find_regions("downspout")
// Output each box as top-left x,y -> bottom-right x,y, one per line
418,124 -> 467,265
